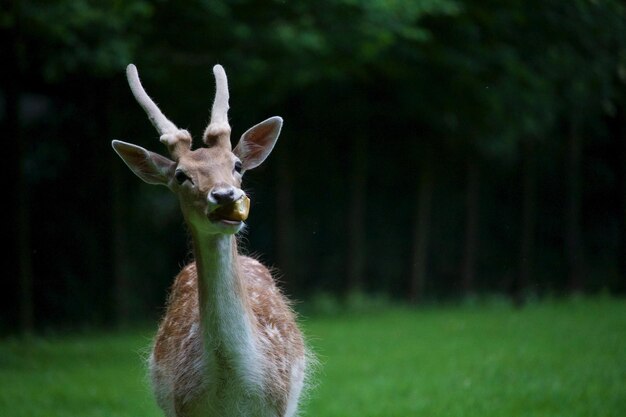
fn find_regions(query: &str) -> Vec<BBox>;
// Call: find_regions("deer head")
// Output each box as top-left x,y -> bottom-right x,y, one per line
112,64 -> 282,235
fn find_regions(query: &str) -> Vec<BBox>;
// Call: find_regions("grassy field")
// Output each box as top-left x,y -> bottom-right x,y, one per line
0,297 -> 624,417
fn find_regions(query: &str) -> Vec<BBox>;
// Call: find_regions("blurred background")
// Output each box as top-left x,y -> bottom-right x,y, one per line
1,0 -> 625,334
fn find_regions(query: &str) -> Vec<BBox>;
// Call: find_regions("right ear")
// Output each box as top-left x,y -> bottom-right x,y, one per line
112,140 -> 175,186
233,116 -> 282,173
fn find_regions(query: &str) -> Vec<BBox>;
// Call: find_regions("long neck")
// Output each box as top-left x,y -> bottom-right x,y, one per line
190,231 -> 263,388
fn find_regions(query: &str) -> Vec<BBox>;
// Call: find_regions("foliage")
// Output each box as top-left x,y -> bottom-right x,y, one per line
6,0 -> 153,80
1,0 -> 625,330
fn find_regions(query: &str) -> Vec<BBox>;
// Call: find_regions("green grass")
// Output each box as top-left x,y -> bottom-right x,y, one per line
1,297 -> 624,417
0,330 -> 159,417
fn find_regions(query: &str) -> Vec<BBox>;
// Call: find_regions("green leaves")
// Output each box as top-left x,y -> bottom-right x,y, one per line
21,0 -> 153,80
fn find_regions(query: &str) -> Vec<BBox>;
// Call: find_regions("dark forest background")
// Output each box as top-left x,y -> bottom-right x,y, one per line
2,0 -> 625,333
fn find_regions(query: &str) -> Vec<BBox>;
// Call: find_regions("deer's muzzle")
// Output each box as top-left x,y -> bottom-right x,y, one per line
209,195 -> 250,222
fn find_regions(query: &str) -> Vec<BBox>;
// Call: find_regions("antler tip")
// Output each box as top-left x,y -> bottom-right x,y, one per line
124,63 -> 182,142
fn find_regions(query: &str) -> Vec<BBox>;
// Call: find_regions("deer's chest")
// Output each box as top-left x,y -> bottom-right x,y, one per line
150,328 -> 276,417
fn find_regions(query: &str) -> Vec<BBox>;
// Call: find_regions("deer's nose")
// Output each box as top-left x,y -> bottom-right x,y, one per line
209,186 -> 241,205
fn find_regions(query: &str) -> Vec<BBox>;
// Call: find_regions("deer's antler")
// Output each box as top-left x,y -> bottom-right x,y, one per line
126,64 -> 191,158
203,65 -> 232,149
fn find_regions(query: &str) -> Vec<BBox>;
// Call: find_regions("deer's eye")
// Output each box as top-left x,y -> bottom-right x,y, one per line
175,169 -> 190,185
234,161 -> 243,174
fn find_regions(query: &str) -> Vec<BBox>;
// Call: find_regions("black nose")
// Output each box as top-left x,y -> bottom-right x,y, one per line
210,186 -> 237,204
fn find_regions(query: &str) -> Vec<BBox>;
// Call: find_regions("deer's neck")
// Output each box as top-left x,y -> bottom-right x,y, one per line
190,232 -> 263,389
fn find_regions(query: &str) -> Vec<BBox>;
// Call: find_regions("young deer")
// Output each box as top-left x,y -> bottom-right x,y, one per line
112,64 -> 308,417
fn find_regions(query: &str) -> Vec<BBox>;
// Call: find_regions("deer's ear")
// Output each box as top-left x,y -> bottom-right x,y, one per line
112,140 -> 175,186
233,116 -> 282,172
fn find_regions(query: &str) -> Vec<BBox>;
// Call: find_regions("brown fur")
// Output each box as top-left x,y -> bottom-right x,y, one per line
152,253 -> 304,415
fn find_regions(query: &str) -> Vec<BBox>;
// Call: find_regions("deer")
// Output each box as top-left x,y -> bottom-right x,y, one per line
111,64 -> 309,417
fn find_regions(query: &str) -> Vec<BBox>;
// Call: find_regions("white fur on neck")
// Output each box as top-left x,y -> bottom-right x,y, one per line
193,233 -> 265,395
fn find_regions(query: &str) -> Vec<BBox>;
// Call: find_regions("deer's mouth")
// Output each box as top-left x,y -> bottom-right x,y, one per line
208,195 -> 250,224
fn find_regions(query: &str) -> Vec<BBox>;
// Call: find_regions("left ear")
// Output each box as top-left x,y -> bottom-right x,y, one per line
234,116 -> 282,172
111,140 -> 175,186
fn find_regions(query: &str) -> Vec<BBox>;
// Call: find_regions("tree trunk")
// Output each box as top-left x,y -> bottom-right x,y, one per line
347,135 -> 368,293
409,159 -> 434,303
6,0 -> 34,334
275,143 -> 297,295
106,80 -> 132,327
565,121 -> 585,292
516,140 -> 537,306
610,104 -> 626,293
461,159 -> 480,296
112,154 -> 131,326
